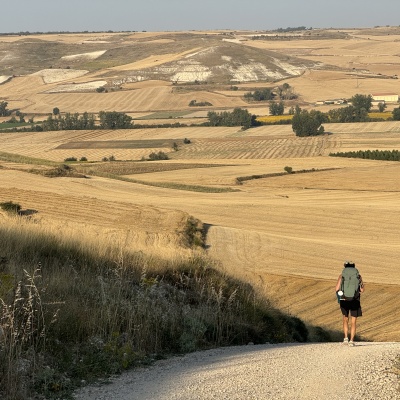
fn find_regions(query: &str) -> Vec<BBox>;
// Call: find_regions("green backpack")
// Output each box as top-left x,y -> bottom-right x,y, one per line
340,263 -> 360,301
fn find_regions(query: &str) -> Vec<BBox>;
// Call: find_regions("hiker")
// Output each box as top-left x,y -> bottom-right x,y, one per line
335,261 -> 365,346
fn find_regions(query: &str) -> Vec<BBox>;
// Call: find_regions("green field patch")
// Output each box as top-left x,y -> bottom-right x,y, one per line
0,151 -> 59,166
0,122 -> 31,130
56,139 -> 185,150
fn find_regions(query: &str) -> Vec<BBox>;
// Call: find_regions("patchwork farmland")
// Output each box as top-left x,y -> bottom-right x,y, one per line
1,27 -> 400,342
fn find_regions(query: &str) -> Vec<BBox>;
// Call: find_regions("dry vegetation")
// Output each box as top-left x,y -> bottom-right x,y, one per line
1,27 -> 400,351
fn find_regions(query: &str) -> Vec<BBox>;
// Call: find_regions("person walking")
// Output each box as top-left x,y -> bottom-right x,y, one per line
335,261 -> 365,346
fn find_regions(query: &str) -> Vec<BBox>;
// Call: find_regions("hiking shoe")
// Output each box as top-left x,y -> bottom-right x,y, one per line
343,338 -> 349,344
348,340 -> 355,347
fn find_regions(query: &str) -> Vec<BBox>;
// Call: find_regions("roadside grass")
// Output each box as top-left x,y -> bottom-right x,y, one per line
0,215 -> 313,399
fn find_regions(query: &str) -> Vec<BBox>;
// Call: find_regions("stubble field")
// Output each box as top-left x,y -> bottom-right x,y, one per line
1,27 -> 400,341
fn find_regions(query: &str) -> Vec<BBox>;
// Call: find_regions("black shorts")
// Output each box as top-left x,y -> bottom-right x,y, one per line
340,299 -> 362,318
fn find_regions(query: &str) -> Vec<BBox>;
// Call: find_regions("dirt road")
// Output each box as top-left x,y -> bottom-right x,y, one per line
73,342 -> 399,400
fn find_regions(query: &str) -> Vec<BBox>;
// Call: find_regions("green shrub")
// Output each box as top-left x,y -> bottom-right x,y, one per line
148,151 -> 169,161
0,201 -> 21,214
64,157 -> 77,162
284,166 -> 293,174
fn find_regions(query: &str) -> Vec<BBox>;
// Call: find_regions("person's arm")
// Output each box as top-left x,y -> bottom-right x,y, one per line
335,274 -> 342,292
359,275 -> 365,293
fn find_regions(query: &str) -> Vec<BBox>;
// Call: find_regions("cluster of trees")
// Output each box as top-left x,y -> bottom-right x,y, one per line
207,108 -> 259,129
244,84 -> 296,103
291,94 -> 400,136
244,88 -> 274,101
38,111 -> 133,131
276,83 -> 297,100
42,112 -> 96,131
330,149 -> 400,161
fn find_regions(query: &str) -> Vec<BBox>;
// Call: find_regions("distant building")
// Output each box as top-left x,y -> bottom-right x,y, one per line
371,93 -> 399,103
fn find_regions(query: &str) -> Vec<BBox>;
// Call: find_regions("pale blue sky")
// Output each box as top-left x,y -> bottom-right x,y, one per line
1,0 -> 399,33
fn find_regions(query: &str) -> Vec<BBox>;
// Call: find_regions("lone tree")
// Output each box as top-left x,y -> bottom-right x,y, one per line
377,102 -> 387,113
0,101 -> 11,117
269,101 -> 285,116
292,110 -> 325,137
349,94 -> 373,113
53,107 -> 60,116
393,107 -> 400,121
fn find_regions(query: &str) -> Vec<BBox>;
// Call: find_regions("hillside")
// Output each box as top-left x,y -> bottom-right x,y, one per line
1,27 -> 400,118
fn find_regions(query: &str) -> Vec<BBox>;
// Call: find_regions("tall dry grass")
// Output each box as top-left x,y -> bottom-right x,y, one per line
0,215 -> 311,399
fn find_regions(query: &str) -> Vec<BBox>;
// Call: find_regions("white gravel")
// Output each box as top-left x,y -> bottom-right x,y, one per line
73,342 -> 400,400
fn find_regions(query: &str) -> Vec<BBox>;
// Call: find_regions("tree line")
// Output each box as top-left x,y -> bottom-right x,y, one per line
330,149 -> 400,161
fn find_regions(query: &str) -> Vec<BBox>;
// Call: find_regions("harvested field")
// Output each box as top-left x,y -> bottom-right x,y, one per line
18,86 -> 248,114
2,28 -> 400,341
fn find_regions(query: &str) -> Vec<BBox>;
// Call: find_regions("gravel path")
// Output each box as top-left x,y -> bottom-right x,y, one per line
73,342 -> 400,400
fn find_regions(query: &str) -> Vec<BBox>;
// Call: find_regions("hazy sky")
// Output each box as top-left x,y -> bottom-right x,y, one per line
1,0 -> 399,33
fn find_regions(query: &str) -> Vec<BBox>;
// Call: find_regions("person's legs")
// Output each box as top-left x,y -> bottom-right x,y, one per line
350,316 -> 357,341
342,315 -> 349,339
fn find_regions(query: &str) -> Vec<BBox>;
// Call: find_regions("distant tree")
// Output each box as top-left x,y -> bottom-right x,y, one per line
284,166 -> 293,174
378,102 -> 387,112
393,107 -> 400,121
292,110 -> 325,137
16,111 -> 25,122
98,111 -> 133,129
0,101 -> 11,117
53,107 -> 60,116
277,83 -> 297,100
269,101 -> 285,116
350,94 -> 373,112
